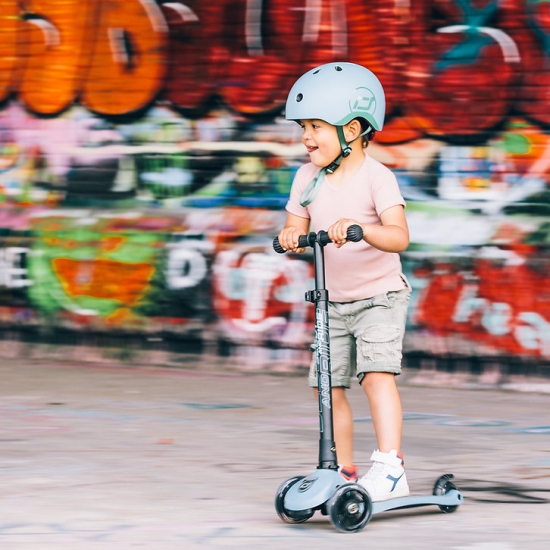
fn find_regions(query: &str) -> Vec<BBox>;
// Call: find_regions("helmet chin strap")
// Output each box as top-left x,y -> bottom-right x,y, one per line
325,126 -> 351,174
299,125 -> 370,207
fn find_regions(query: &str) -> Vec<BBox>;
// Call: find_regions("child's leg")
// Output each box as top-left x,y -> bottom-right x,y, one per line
313,387 -> 354,468
360,372 -> 402,453
359,371 -> 408,501
332,387 -> 354,468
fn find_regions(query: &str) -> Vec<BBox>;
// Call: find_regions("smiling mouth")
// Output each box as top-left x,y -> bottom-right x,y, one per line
306,145 -> 318,153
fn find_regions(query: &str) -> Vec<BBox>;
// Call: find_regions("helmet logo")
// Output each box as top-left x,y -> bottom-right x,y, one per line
351,87 -> 376,115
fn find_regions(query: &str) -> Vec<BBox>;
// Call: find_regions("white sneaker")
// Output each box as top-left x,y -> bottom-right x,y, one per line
358,449 -> 409,502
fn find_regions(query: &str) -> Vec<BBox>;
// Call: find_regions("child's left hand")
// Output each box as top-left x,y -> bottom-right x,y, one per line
327,218 -> 363,248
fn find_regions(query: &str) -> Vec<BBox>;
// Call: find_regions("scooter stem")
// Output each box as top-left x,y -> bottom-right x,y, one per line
310,234 -> 338,470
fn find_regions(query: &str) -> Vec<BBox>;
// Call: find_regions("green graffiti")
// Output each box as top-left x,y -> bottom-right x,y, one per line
27,215 -> 167,322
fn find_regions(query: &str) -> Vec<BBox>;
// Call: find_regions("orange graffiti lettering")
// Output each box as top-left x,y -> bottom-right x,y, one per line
19,0 -> 95,114
81,0 -> 168,115
0,0 -> 19,103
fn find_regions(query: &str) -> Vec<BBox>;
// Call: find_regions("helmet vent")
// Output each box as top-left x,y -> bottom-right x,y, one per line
334,65 -> 343,71
296,93 -> 303,102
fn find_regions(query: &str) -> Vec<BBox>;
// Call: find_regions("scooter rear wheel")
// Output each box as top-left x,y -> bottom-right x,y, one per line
433,474 -> 459,513
275,476 -> 315,523
327,483 -> 372,532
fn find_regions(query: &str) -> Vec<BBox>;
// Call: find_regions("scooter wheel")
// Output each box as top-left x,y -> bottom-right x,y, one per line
275,476 -> 314,524
433,474 -> 459,514
327,483 -> 372,533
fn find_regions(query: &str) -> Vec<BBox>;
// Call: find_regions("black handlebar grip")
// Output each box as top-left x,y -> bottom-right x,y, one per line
347,224 -> 363,242
297,234 -> 310,248
272,237 -> 285,254
273,233 -> 311,253
318,230 -> 331,246
319,225 -> 363,245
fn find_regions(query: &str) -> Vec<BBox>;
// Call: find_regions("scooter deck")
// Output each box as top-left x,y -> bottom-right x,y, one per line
284,469 -> 463,513
372,489 -> 463,514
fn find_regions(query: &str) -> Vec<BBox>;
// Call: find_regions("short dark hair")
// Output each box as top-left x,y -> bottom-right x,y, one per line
357,118 -> 375,147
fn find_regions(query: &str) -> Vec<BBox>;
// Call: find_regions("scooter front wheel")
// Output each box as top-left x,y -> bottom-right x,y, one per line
327,483 -> 372,532
275,476 -> 315,524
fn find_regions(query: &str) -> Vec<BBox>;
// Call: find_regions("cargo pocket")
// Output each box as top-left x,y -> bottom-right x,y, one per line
367,292 -> 391,309
359,324 -> 402,364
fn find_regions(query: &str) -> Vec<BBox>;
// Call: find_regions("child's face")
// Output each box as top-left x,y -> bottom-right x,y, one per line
298,119 -> 341,167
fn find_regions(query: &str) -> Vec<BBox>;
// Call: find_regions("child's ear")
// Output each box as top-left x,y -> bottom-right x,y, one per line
344,119 -> 363,141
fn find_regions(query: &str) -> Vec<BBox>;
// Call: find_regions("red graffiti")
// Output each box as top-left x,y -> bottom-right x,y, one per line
212,248 -> 314,346
414,251 -> 550,357
510,0 -> 550,126
404,0 -> 519,137
160,1 -> 225,112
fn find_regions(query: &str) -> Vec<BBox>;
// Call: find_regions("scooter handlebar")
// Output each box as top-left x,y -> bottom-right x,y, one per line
273,224 -> 363,254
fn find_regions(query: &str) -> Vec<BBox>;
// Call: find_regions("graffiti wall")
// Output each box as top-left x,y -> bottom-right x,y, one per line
0,0 -> 549,365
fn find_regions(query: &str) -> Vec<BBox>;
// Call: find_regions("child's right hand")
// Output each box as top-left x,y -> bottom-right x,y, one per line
277,227 -> 306,253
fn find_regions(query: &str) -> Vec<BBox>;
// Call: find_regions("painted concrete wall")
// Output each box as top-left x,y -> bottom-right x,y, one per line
0,0 -> 549,366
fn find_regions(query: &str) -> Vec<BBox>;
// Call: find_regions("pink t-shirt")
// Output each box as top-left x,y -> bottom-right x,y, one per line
285,153 -> 408,302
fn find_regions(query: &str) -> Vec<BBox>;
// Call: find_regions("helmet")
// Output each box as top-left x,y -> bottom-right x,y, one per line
285,62 -> 385,131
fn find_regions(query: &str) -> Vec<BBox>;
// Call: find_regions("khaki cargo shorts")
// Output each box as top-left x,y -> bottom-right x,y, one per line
308,287 -> 410,388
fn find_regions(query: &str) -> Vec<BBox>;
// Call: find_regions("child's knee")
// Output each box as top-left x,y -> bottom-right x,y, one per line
360,371 -> 396,390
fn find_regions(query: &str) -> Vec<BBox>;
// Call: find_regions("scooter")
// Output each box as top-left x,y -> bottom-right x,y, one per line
272,226 -> 463,533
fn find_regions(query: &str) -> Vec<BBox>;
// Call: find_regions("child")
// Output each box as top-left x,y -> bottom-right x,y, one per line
277,62 -> 411,502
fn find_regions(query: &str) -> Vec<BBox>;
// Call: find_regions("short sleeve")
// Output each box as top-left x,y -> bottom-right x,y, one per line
371,163 -> 405,216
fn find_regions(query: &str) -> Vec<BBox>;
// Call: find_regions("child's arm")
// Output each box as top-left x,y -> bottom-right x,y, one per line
278,213 -> 310,253
328,205 -> 409,252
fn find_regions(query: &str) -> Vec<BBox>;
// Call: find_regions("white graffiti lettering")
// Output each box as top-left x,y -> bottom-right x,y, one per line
165,235 -> 213,290
0,247 -> 32,288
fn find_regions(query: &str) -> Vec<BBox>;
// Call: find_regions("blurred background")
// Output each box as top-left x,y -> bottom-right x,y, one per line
0,0 -> 549,376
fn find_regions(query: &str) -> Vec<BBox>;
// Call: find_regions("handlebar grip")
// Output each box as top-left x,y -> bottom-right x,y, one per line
272,237 -> 285,254
318,230 -> 331,246
347,224 -> 363,242
297,234 -> 310,248
273,234 -> 311,253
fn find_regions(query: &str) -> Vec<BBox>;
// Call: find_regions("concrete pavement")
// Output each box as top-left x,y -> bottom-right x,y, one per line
1,358 -> 549,549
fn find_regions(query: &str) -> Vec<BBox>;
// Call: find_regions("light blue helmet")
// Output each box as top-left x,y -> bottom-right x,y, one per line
285,62 -> 385,131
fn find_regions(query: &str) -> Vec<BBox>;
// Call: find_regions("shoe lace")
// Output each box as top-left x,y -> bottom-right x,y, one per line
364,460 -> 386,482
